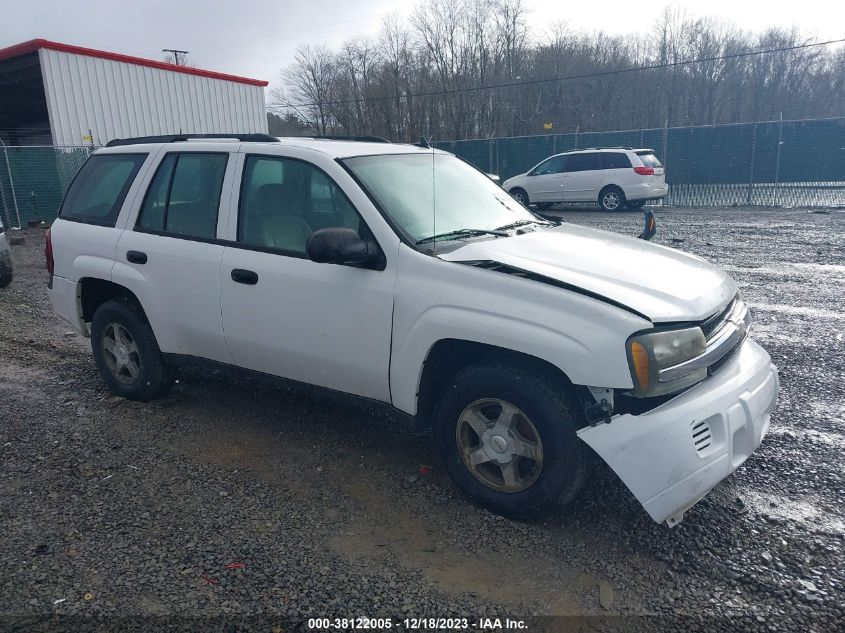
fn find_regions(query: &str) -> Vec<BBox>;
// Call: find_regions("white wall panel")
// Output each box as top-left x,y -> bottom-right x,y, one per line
38,48 -> 267,146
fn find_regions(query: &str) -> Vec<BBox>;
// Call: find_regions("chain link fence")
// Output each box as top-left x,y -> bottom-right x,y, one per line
435,116 -> 845,207
0,145 -> 94,228
1,117 -> 843,226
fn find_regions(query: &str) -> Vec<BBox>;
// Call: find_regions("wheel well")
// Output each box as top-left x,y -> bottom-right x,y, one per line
416,339 -> 573,429
599,184 -> 623,195
599,184 -> 624,198
79,278 -> 146,323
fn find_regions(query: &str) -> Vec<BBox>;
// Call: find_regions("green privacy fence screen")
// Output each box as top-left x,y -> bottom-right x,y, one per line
1,117 -> 843,226
435,117 -> 845,207
0,146 -> 94,228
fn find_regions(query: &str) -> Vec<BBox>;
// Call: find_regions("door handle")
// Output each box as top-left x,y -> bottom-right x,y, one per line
231,269 -> 259,285
126,250 -> 147,264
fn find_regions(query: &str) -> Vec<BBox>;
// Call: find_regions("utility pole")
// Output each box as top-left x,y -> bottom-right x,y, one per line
162,49 -> 189,66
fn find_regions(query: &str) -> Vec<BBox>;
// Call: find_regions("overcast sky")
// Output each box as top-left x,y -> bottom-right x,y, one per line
2,0 -> 843,93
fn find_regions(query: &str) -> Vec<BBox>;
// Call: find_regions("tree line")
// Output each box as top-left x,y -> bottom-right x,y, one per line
269,0 -> 845,141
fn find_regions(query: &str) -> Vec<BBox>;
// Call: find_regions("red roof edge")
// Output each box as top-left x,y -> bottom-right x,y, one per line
0,39 -> 268,87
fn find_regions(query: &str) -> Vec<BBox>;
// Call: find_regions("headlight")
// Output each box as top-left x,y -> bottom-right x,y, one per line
627,327 -> 707,397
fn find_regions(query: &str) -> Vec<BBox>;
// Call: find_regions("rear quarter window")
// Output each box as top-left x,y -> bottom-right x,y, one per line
601,153 -> 632,169
60,154 -> 147,225
637,152 -> 663,168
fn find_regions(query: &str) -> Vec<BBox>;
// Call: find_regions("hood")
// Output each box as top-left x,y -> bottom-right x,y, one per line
439,223 -> 736,322
501,173 -> 526,187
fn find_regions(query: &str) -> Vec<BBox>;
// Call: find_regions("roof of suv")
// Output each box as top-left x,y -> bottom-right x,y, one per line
275,137 -> 438,158
98,135 -> 439,159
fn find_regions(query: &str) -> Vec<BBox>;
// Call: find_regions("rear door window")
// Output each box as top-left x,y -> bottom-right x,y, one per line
61,154 -> 147,225
136,153 -> 228,239
564,153 -> 602,172
601,152 -> 632,169
637,152 -> 663,168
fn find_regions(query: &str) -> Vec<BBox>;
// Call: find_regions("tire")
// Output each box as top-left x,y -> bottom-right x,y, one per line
598,186 -> 625,212
626,199 -> 646,210
509,188 -> 529,206
90,298 -> 174,401
432,361 -> 589,519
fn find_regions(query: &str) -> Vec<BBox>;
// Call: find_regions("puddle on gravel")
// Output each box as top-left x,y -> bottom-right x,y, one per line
164,407 -> 610,616
0,363 -> 49,404
740,489 -> 845,534
767,426 -> 845,449
747,303 -> 845,320
329,480 -> 598,616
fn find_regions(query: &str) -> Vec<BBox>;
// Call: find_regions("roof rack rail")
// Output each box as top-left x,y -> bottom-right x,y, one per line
300,135 -> 391,143
106,133 -> 280,147
577,146 -> 634,151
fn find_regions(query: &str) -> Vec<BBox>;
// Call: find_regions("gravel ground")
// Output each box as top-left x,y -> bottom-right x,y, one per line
0,207 -> 843,632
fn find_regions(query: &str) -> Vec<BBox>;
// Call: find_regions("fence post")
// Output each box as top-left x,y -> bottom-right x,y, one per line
773,112 -> 783,206
0,138 -> 21,228
489,138 -> 494,174
662,121 -> 670,204
747,121 -> 757,205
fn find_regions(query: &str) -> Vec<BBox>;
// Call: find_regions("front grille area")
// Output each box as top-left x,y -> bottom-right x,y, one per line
700,296 -> 738,338
658,294 -> 750,384
703,295 -> 749,376
691,419 -> 713,452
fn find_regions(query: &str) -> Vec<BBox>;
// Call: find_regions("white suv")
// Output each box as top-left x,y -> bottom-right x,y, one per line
502,147 -> 668,211
47,135 -> 777,526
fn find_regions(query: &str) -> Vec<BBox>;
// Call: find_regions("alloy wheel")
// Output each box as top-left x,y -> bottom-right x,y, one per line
101,322 -> 141,384
602,190 -> 621,210
455,398 -> 544,493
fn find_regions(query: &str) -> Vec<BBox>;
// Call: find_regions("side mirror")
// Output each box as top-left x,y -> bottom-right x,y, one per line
306,227 -> 378,266
638,209 -> 657,241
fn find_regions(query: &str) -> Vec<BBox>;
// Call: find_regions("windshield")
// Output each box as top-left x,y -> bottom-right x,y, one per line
343,153 -> 536,243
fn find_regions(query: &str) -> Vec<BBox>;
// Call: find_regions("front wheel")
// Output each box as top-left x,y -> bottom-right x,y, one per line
599,187 -> 625,212
509,188 -> 529,206
91,299 -> 174,401
433,362 -> 589,518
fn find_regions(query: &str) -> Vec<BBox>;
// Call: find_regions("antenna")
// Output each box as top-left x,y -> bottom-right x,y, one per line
162,49 -> 190,66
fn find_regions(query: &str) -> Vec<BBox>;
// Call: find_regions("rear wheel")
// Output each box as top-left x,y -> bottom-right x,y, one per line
509,188 -> 529,206
91,299 -> 174,401
599,186 -> 625,212
433,362 -> 589,518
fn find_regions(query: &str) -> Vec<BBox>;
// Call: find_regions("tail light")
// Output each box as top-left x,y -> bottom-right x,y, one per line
633,166 -> 654,176
45,228 -> 54,275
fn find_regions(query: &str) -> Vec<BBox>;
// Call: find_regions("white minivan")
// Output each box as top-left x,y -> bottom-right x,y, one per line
502,147 -> 668,211
47,135 -> 776,526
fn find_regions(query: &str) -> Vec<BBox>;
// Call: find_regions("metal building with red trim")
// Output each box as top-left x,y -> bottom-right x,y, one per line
0,39 -> 269,146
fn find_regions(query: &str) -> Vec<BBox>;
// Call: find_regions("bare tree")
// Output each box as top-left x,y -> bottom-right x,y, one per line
273,0 -> 845,140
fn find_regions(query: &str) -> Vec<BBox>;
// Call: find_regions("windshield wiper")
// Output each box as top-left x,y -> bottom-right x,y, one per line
415,228 -> 509,245
495,219 -> 553,231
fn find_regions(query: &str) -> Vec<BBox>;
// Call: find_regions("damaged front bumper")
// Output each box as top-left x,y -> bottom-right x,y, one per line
578,338 -> 778,526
